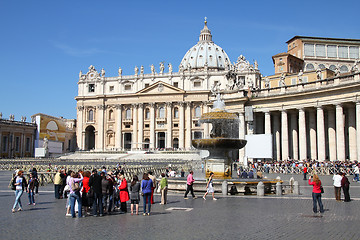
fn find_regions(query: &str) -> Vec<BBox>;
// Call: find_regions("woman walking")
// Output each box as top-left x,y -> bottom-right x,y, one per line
130,175 -> 140,215
203,172 -> 217,200
27,173 -> 38,205
308,174 -> 324,214
141,173 -> 153,216
12,171 -> 28,213
159,173 -> 168,204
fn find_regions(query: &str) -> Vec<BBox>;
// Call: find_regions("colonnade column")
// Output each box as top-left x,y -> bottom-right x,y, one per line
316,106 -> 326,161
179,102 -> 185,149
138,104 -> 144,150
150,103 -> 155,150
298,108 -> 307,160
238,112 -> 246,165
132,104 -> 138,150
185,102 -> 192,149
328,109 -> 337,161
281,110 -> 289,160
291,112 -> 298,160
356,102 -> 360,161
97,104 -> 105,151
77,106 -> 84,150
273,113 -> 281,161
166,102 -> 172,149
264,111 -> 271,134
348,105 -> 357,161
309,110 -> 317,160
115,104 -> 122,150
336,104 -> 345,161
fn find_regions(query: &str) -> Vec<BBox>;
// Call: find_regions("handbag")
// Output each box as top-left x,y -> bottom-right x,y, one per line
320,186 -> 324,193
71,181 -> 80,192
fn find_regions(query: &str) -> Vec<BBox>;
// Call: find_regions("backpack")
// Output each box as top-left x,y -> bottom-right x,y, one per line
71,181 -> 80,192
11,177 -> 16,190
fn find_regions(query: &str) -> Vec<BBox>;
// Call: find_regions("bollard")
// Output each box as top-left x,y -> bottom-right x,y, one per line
222,180 -> 228,196
257,181 -> 264,196
276,181 -> 282,196
294,181 -> 300,195
289,177 -> 295,193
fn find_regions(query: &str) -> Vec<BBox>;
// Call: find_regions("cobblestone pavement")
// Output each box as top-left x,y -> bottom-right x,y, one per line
1,171 -> 360,240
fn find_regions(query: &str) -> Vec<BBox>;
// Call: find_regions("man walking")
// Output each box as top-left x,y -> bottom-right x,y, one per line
184,170 -> 196,199
333,171 -> 342,201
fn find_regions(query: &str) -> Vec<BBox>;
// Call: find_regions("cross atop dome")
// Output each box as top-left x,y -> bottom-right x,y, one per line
199,17 -> 212,42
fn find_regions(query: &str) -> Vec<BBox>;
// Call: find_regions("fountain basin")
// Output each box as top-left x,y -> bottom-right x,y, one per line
192,138 -> 247,150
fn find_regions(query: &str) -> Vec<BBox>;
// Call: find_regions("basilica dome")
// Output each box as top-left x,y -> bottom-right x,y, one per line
180,19 -> 231,71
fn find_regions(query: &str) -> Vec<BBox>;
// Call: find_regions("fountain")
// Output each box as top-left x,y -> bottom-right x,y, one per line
192,93 -> 247,179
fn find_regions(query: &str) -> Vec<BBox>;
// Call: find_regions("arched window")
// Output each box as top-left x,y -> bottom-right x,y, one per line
195,106 -> 201,118
144,138 -> 150,149
88,109 -> 94,121
126,108 -> 131,119
340,65 -> 349,73
318,64 -> 326,69
173,107 -> 179,119
145,108 -> 150,119
108,110 -> 113,120
159,107 -> 165,118
329,65 -> 336,71
305,63 -> 315,71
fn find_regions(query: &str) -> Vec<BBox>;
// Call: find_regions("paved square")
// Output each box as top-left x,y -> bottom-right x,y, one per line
1,171 -> 359,240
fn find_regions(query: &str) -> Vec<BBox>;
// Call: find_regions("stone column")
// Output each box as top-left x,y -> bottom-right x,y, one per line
328,109 -> 337,161
309,109 -> 317,160
273,113 -> 281,161
77,106 -> 84,150
150,103 -> 155,150
203,102 -> 209,138
298,108 -> 307,160
238,112 -> 246,165
336,104 -> 345,161
138,103 -> 144,150
281,110 -> 289,160
97,104 -> 105,151
316,106 -> 326,161
356,102 -> 360,161
264,111 -> 271,134
185,102 -> 192,149
348,105 -> 357,161
291,112 -> 298,160
132,104 -> 138,150
115,104 -> 122,150
166,102 -> 172,149
179,102 -> 185,149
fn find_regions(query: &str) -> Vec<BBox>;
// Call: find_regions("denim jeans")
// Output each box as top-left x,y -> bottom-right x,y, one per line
28,189 -> 35,204
143,193 -> 151,213
70,191 -> 82,217
54,184 -> 61,199
354,174 -> 359,182
13,190 -> 23,209
102,194 -> 109,212
312,192 -> 324,213
92,192 -> 103,216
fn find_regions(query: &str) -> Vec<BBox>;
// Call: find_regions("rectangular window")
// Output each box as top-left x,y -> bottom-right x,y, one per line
291,78 -> 297,85
315,44 -> 326,57
349,46 -> 359,59
2,136 -> 8,152
109,86 -> 114,92
173,82 -> 178,88
338,46 -> 348,58
15,137 -> 20,152
26,138 -> 30,152
124,84 -> 132,91
145,124 -> 150,128
194,81 -> 201,87
193,131 -> 202,139
173,123 -> 179,128
88,84 -> 95,92
194,122 -> 201,127
327,45 -> 337,58
125,124 -> 131,128
304,44 -> 314,57
145,83 -> 150,88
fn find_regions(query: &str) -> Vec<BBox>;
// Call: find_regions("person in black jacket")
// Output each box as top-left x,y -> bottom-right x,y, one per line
89,169 -> 103,216
341,173 -> 351,202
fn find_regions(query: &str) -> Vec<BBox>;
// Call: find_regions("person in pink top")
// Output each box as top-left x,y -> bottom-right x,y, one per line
308,174 -> 324,214
184,170 -> 197,199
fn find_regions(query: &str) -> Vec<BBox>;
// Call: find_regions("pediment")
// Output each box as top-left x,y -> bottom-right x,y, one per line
137,81 -> 185,95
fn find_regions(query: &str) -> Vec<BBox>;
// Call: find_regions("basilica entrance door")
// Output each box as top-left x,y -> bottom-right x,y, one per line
85,126 -> 95,150
124,133 -> 132,150
158,132 -> 165,149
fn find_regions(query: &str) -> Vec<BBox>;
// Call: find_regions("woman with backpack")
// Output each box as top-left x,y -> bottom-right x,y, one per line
12,170 -> 28,213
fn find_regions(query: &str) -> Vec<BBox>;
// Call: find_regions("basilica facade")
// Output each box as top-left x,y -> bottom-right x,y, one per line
76,20 -> 360,162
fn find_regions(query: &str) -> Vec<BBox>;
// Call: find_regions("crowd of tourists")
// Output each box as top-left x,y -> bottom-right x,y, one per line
51,166 -> 170,218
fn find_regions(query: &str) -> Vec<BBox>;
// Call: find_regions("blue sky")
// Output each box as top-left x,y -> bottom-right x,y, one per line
1,0 -> 359,120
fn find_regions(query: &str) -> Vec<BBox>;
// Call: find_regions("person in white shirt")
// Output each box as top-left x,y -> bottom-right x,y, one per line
333,172 -> 343,201
353,165 -> 359,182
